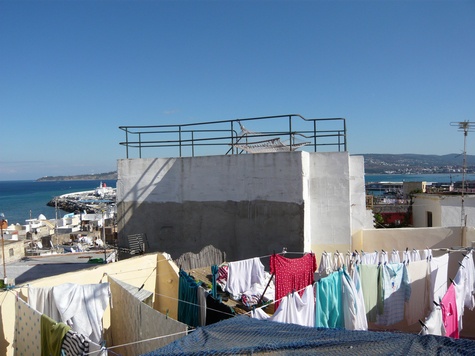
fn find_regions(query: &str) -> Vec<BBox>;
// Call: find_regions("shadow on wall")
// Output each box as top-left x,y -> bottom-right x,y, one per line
116,156 -> 306,261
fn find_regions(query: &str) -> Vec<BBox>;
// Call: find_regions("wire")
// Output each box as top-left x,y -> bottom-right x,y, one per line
85,329 -> 193,355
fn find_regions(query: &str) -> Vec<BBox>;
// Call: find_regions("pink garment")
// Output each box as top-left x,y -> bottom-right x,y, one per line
441,283 -> 459,339
270,253 -> 317,309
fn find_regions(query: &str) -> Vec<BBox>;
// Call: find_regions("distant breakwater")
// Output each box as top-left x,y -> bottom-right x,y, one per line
47,197 -> 103,214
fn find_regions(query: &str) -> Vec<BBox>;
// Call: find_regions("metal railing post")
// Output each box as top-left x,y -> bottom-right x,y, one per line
179,126 -> 182,157
313,120 -> 317,152
288,115 -> 292,151
125,130 -> 129,158
343,119 -> 347,151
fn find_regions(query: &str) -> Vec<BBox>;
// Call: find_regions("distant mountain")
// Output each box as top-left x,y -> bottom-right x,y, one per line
33,153 -> 475,178
359,153 -> 475,174
37,171 -> 118,181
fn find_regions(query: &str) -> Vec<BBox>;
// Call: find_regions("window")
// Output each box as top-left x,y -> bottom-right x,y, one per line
427,211 -> 433,227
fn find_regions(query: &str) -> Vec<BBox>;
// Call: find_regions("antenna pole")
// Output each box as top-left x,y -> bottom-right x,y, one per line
451,121 -> 475,226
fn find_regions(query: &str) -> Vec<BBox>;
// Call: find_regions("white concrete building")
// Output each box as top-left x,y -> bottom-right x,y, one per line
117,151 -> 374,260
413,193 -> 475,228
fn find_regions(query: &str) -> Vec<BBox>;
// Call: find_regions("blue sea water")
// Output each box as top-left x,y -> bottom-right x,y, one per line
0,180 -> 116,225
365,173 -> 475,184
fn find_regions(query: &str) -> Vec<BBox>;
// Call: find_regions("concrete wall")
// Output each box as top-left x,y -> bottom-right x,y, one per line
413,194 -> 475,228
117,152 -> 372,261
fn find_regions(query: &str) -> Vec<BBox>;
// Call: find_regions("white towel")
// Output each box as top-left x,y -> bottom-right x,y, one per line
53,283 -> 110,344
271,284 -> 315,327
226,257 -> 265,300
28,285 -> 62,322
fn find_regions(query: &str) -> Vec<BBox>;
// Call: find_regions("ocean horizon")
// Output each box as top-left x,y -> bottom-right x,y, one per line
0,180 -> 116,225
1,173 -> 474,226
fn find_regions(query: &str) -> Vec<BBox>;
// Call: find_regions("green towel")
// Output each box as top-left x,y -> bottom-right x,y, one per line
41,314 -> 71,356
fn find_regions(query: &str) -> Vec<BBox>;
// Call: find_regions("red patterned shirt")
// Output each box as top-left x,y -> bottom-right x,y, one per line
270,253 -> 317,309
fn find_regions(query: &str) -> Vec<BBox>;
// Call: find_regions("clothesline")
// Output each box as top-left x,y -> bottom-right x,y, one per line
241,284 -> 310,317
152,290 -> 237,319
243,248 -> 308,260
84,329 -> 194,356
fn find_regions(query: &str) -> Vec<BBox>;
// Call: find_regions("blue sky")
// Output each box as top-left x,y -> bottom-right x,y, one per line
1,0 -> 474,181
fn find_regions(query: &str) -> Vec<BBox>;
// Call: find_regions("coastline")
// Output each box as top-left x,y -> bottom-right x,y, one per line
0,180 -> 117,226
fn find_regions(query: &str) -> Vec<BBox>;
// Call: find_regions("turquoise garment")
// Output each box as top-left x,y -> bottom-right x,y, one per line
211,265 -> 219,299
316,270 -> 344,329
178,270 -> 202,327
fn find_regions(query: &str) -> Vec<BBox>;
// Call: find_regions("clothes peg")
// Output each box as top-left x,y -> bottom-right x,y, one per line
418,319 -> 427,329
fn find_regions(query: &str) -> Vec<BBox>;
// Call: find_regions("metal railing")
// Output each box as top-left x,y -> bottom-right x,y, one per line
119,114 -> 347,158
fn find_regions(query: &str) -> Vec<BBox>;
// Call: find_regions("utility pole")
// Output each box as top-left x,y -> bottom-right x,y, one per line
451,121 -> 475,226
1,213 -> 8,285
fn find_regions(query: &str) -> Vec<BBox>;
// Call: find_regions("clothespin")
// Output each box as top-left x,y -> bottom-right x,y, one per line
449,278 -> 455,285
99,272 -> 107,283
458,261 -> 465,268
418,319 -> 427,329
282,247 -> 287,254
433,300 -> 440,307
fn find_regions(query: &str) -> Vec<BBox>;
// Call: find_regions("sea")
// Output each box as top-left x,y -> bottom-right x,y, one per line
0,180 -> 117,225
2,173 -> 475,226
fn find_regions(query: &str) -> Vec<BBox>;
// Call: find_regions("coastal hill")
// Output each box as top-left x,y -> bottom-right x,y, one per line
34,153 -> 475,180
360,153 -> 475,174
37,171 -> 118,181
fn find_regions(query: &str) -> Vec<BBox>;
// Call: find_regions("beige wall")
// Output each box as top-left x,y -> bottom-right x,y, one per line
353,226 -> 466,252
0,253 -> 179,356
0,240 -> 25,265
154,253 -> 180,319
